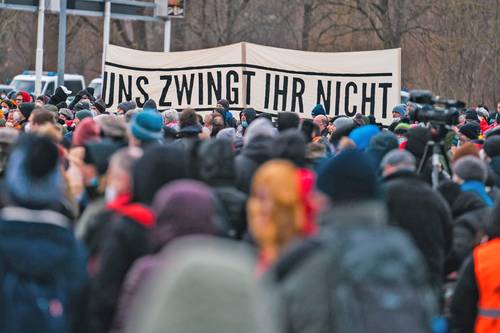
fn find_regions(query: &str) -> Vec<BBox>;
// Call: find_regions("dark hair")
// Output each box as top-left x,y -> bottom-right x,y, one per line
179,108 -> 199,128
211,114 -> 224,137
300,119 -> 315,143
31,108 -> 55,126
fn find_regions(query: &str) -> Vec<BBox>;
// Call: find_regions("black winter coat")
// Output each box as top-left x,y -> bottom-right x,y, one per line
382,170 -> 453,292
235,136 -> 273,194
450,255 -> 478,333
88,199 -> 154,333
445,191 -> 491,274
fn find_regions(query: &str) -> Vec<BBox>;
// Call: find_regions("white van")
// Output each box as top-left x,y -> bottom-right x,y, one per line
88,78 -> 102,98
10,71 -> 85,96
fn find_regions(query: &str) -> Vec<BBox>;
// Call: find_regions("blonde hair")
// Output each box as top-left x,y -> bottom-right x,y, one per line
248,160 -> 305,261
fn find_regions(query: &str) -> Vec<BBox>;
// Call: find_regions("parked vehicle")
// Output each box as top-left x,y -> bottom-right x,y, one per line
10,71 -> 85,96
88,78 -> 102,98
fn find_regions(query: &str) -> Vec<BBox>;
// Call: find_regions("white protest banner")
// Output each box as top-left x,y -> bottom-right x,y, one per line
103,42 -> 400,124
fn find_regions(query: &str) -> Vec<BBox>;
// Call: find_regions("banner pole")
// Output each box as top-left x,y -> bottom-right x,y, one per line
101,0 -> 111,80
164,18 -> 171,52
35,0 -> 45,96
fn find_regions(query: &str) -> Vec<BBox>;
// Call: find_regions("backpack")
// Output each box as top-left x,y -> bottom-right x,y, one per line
0,267 -> 68,333
270,224 -> 438,333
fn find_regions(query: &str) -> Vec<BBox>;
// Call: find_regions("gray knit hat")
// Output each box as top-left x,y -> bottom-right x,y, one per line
453,156 -> 487,182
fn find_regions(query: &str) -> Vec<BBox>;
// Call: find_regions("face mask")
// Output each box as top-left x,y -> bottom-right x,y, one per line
24,123 -> 31,133
1,107 -> 8,114
57,118 -> 66,125
242,121 -> 248,128
393,116 -> 401,123
105,186 -> 118,203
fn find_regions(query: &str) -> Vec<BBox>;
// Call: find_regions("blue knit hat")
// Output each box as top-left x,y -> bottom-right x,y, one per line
131,110 -> 163,142
392,104 -> 407,117
311,104 -> 326,117
317,149 -> 379,203
6,134 -> 62,209
348,124 -> 380,151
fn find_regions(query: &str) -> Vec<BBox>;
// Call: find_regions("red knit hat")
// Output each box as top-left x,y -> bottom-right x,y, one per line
73,118 -> 100,147
18,91 -> 31,103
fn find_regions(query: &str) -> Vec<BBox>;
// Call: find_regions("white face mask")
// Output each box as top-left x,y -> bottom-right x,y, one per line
24,123 -> 31,133
105,186 -> 118,203
1,107 -> 8,113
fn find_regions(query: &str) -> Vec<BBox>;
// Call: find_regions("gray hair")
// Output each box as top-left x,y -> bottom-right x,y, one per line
381,149 -> 416,172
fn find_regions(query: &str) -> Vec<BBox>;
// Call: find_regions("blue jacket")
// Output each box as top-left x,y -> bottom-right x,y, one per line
0,207 -> 89,333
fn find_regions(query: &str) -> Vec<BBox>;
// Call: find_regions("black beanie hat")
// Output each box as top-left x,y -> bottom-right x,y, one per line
18,103 -> 35,119
317,149 -> 378,203
459,122 -> 481,140
484,136 -> 500,158
277,112 -> 300,132
93,99 -> 106,114
464,109 -> 480,123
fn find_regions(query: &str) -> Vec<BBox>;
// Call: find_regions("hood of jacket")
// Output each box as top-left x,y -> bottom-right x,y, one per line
241,136 -> 274,165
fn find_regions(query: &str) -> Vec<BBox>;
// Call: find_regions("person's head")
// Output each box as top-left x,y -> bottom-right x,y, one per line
29,108 -> 55,130
459,122 -> 481,144
74,109 -> 93,125
150,180 -> 216,252
132,144 -> 188,204
317,149 -> 378,205
391,104 -> 407,121
243,117 -> 276,146
73,118 -> 100,147
0,128 -> 19,176
1,100 -> 14,114
210,114 -> 225,137
239,108 -> 257,128
163,108 -> 179,126
92,98 -> 106,115
277,112 -> 300,132
117,101 -> 136,115
35,95 -> 49,108
179,108 -> 199,129
313,115 -> 328,133
483,135 -> 500,160
453,142 -> 480,162
16,103 -> 35,124
248,160 -> 305,264
16,91 -> 31,105
6,134 -> 62,209
311,104 -> 326,118
452,155 -> 488,184
366,131 -> 399,168
216,99 -> 230,111
348,124 -> 380,151
129,110 -> 163,147
105,147 -> 142,202
273,129 -> 307,167
380,149 -> 416,178
94,114 -> 127,142
496,102 -> 500,115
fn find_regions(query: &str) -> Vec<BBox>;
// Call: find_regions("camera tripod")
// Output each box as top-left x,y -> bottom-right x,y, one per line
417,125 -> 452,189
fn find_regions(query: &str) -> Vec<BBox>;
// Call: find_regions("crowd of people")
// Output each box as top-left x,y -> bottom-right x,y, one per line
0,85 -> 499,333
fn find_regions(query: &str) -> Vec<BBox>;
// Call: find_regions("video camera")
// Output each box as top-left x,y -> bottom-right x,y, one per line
408,90 -> 463,126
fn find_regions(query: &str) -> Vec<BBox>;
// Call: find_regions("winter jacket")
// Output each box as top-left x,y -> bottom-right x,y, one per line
450,255 -> 479,333
198,139 -> 248,238
0,206 -> 89,333
235,136 -> 274,193
268,200 -> 431,333
445,191 -> 491,274
382,170 -> 453,292
489,156 -> 500,188
88,194 -> 155,333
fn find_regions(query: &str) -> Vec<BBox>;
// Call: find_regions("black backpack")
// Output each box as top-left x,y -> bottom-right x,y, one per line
269,224 -> 438,333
